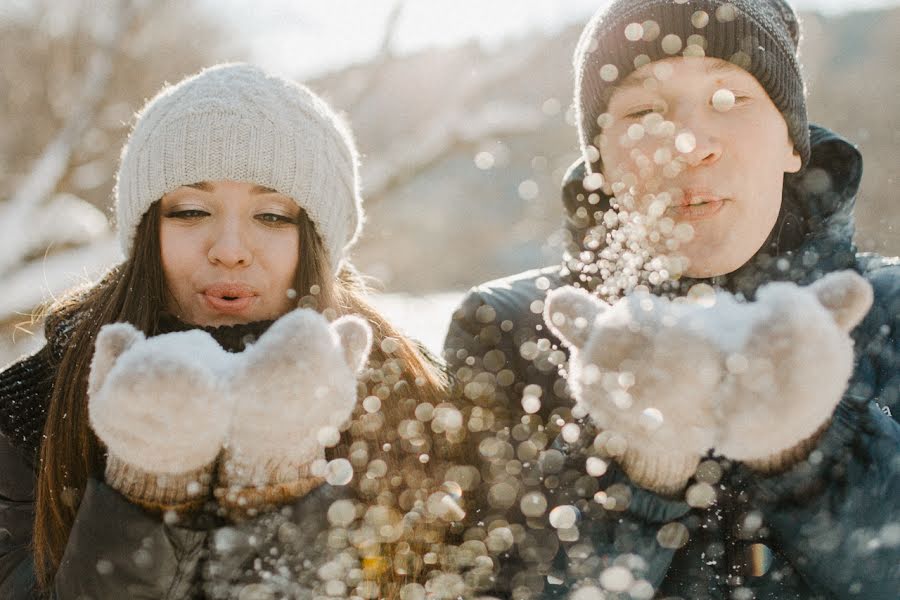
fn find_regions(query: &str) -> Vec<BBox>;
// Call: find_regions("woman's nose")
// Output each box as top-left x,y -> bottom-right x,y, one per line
207,222 -> 253,268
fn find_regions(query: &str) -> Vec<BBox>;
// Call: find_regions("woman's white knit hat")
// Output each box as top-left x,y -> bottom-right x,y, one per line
114,62 -> 363,273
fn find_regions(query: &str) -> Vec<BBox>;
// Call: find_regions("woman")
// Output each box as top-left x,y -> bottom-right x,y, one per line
0,63 -> 460,599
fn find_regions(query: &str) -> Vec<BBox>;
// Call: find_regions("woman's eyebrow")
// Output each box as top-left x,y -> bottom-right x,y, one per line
250,185 -> 278,195
184,182 -> 212,191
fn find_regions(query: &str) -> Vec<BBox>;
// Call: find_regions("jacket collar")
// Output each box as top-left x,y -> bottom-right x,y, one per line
559,124 -> 862,298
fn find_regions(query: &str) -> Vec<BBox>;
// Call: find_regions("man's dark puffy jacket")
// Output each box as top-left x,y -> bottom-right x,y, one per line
443,125 -> 900,599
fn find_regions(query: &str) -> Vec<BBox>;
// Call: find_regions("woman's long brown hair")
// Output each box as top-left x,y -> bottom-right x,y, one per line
32,203 -> 459,596
33,203 -> 166,587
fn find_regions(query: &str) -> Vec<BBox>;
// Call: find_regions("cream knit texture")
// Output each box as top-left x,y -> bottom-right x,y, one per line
87,309 -> 372,515
87,323 -> 236,476
543,270 -> 873,495
220,309 -> 372,491
115,63 -> 363,273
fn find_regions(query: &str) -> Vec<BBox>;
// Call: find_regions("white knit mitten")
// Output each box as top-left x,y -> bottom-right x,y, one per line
716,270 -> 873,470
88,323 -> 235,509
218,308 -> 372,512
545,287 -> 722,496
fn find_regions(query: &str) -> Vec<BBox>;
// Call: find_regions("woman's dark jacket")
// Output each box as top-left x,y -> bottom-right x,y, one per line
443,125 -> 900,599
0,319 -> 345,599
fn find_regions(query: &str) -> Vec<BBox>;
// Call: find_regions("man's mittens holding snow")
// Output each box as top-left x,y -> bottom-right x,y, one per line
717,270 -> 873,469
88,323 -> 235,510
544,270 -> 874,492
544,287 -> 722,496
218,308 -> 372,514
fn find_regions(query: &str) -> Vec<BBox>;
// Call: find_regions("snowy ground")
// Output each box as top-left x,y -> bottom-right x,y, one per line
367,291 -> 466,356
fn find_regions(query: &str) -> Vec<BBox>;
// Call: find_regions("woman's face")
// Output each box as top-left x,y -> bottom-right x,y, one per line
159,180 -> 300,326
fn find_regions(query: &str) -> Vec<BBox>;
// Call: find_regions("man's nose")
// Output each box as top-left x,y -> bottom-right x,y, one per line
681,131 -> 723,167
671,108 -> 723,167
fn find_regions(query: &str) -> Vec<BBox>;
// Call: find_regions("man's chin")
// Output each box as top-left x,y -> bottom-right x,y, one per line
683,265 -> 730,279
681,254 -> 748,279
674,231 -> 750,279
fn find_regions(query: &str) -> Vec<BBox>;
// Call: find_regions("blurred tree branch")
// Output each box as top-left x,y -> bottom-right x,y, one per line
0,0 -> 232,334
0,0 -> 147,278
340,0 -> 407,113
344,34 -> 547,205
364,102 -> 542,204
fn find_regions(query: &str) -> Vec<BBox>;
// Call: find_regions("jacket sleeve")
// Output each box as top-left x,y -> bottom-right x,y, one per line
1,344 -> 213,600
0,434 -> 40,599
202,483 -> 348,599
443,288 -> 689,598
53,477 -> 210,600
542,426 -> 694,597
443,287 -> 509,386
739,266 -> 900,598
1,346 -> 53,600
443,286 -> 562,418
442,287 -> 527,443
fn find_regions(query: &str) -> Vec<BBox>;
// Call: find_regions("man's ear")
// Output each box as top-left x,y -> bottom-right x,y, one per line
785,145 -> 802,174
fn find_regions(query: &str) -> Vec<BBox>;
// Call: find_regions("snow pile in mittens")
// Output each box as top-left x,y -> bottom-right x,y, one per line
543,270 -> 873,461
88,308 -> 371,476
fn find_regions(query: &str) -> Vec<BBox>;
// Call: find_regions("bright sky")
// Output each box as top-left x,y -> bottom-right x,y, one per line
207,0 -> 900,77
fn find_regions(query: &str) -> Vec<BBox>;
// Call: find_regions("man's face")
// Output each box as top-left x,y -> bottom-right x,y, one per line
598,57 -> 802,277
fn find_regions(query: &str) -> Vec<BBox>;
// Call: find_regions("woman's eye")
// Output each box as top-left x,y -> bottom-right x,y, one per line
257,213 -> 298,225
165,209 -> 208,219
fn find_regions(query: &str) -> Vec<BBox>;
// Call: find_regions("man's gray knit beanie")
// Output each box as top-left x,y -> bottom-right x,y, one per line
574,0 -> 809,172
115,63 -> 363,274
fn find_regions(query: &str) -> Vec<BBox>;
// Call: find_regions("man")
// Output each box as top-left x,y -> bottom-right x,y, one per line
443,1 -> 899,598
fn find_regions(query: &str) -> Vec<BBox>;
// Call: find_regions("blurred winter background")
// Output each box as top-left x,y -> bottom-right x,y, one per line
1,0 -> 898,362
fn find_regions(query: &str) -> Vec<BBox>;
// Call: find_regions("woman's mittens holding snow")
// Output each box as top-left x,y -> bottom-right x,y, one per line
544,287 -> 722,496
87,323 -> 235,507
220,308 -> 372,502
715,270 -> 873,466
